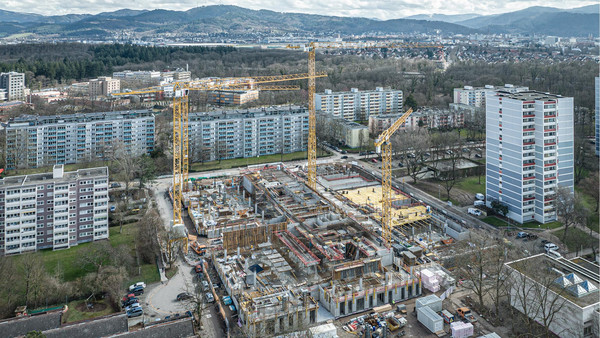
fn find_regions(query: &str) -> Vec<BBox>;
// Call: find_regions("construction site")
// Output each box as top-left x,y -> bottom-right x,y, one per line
177,161 -> 469,337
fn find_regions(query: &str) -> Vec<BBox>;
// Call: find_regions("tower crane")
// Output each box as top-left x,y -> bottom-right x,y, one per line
374,108 -> 413,247
286,41 -> 442,190
113,71 -> 328,229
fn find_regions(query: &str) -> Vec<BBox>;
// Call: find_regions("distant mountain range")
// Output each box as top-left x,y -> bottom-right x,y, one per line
0,4 -> 597,39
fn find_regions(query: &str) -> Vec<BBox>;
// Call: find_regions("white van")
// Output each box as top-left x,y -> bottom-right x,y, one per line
473,200 -> 485,206
544,243 -> 559,252
475,193 -> 485,201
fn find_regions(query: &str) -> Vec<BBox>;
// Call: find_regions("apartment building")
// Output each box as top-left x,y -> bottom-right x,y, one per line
0,72 -> 25,101
0,165 -> 109,255
454,84 -> 528,108
188,106 -> 308,162
368,109 -> 464,135
486,90 -> 574,224
595,77 -> 600,156
315,87 -> 403,121
318,113 -> 369,148
89,76 -> 120,97
209,90 -> 259,105
4,110 -> 155,169
113,70 -> 161,81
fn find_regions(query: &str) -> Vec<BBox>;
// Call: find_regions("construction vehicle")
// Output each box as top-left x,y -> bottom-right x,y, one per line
456,307 -> 477,323
373,108 -> 414,247
190,241 -> 207,255
286,41 -> 442,190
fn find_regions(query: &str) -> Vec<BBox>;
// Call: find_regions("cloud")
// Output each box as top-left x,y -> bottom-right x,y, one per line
2,0 -> 596,19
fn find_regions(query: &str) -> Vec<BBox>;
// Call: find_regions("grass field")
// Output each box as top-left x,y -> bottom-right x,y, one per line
190,150 -> 331,172
63,299 -> 114,323
576,186 -> 599,233
552,227 -> 595,252
454,176 -> 485,196
21,222 -> 159,285
482,216 -> 562,230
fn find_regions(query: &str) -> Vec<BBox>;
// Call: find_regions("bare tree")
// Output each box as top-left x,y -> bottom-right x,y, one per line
19,254 -> 46,307
455,233 -> 491,311
392,129 -> 430,184
436,133 -> 464,200
110,140 -> 140,197
555,186 -> 588,242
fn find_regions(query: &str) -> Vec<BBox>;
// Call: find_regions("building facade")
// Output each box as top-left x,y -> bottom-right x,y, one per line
315,87 -> 403,121
188,106 -> 308,162
0,72 -> 25,101
595,77 -> 600,156
4,110 -> 155,169
454,84 -> 528,108
89,76 -> 120,97
486,91 -> 574,224
0,165 -> 109,255
209,90 -> 259,106
368,109 -> 465,135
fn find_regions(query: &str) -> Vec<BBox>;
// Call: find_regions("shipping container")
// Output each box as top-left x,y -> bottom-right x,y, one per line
415,294 -> 443,312
417,306 -> 444,333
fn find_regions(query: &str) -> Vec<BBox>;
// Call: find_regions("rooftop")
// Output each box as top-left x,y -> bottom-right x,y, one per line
5,110 -> 153,127
0,166 -> 108,187
495,90 -> 570,102
189,105 -> 307,122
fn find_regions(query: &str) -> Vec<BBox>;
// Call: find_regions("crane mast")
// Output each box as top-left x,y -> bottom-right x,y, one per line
374,108 -> 413,247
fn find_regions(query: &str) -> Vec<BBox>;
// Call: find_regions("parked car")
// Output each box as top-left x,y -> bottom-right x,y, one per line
341,155 -> 348,159
176,293 -> 192,301
125,303 -> 141,312
129,282 -> 146,291
202,281 -> 210,291
544,243 -> 559,252
122,297 -> 139,307
398,162 -> 404,167
473,200 -> 485,206
546,249 -> 562,259
205,293 -> 215,303
122,293 -> 135,302
467,208 -> 482,216
110,205 -> 117,212
131,287 -> 144,296
423,152 -> 431,157
475,193 -> 485,201
445,150 -> 453,155
126,307 -> 143,318
371,158 -> 378,163
110,182 -> 121,188
517,232 -> 529,238
475,154 -> 482,158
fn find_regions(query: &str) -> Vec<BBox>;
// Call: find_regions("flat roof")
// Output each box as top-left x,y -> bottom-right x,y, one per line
0,167 -> 108,187
5,110 -> 153,127
495,90 -> 569,101
189,105 -> 307,122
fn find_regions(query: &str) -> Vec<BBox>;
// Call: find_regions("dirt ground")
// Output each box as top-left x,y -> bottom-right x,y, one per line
75,301 -> 108,313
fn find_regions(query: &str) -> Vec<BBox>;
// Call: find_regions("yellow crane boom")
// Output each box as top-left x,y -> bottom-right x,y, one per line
286,41 -> 442,190
374,108 -> 413,247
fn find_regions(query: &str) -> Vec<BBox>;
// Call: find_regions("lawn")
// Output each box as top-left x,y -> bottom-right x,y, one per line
454,176 -> 485,196
24,222 -> 159,285
63,299 -> 115,323
190,150 -> 331,172
552,227 -> 596,252
482,216 -> 562,230
576,186 -> 599,233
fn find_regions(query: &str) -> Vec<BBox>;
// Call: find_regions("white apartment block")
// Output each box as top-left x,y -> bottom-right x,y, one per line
0,72 -> 25,101
113,70 -> 161,81
454,84 -> 528,108
369,108 -> 464,135
486,90 -> 574,224
4,110 -> 155,169
0,165 -> 109,255
315,87 -> 403,121
188,106 -> 308,162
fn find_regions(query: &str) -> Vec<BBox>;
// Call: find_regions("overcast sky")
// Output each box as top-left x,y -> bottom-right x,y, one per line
1,0 -> 596,19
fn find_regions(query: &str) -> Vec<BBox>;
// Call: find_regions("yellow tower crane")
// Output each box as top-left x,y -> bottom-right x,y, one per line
286,41 -> 442,189
114,72 -> 327,228
374,108 -> 413,247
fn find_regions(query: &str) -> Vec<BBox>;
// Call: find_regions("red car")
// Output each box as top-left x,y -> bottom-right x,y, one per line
122,293 -> 135,302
